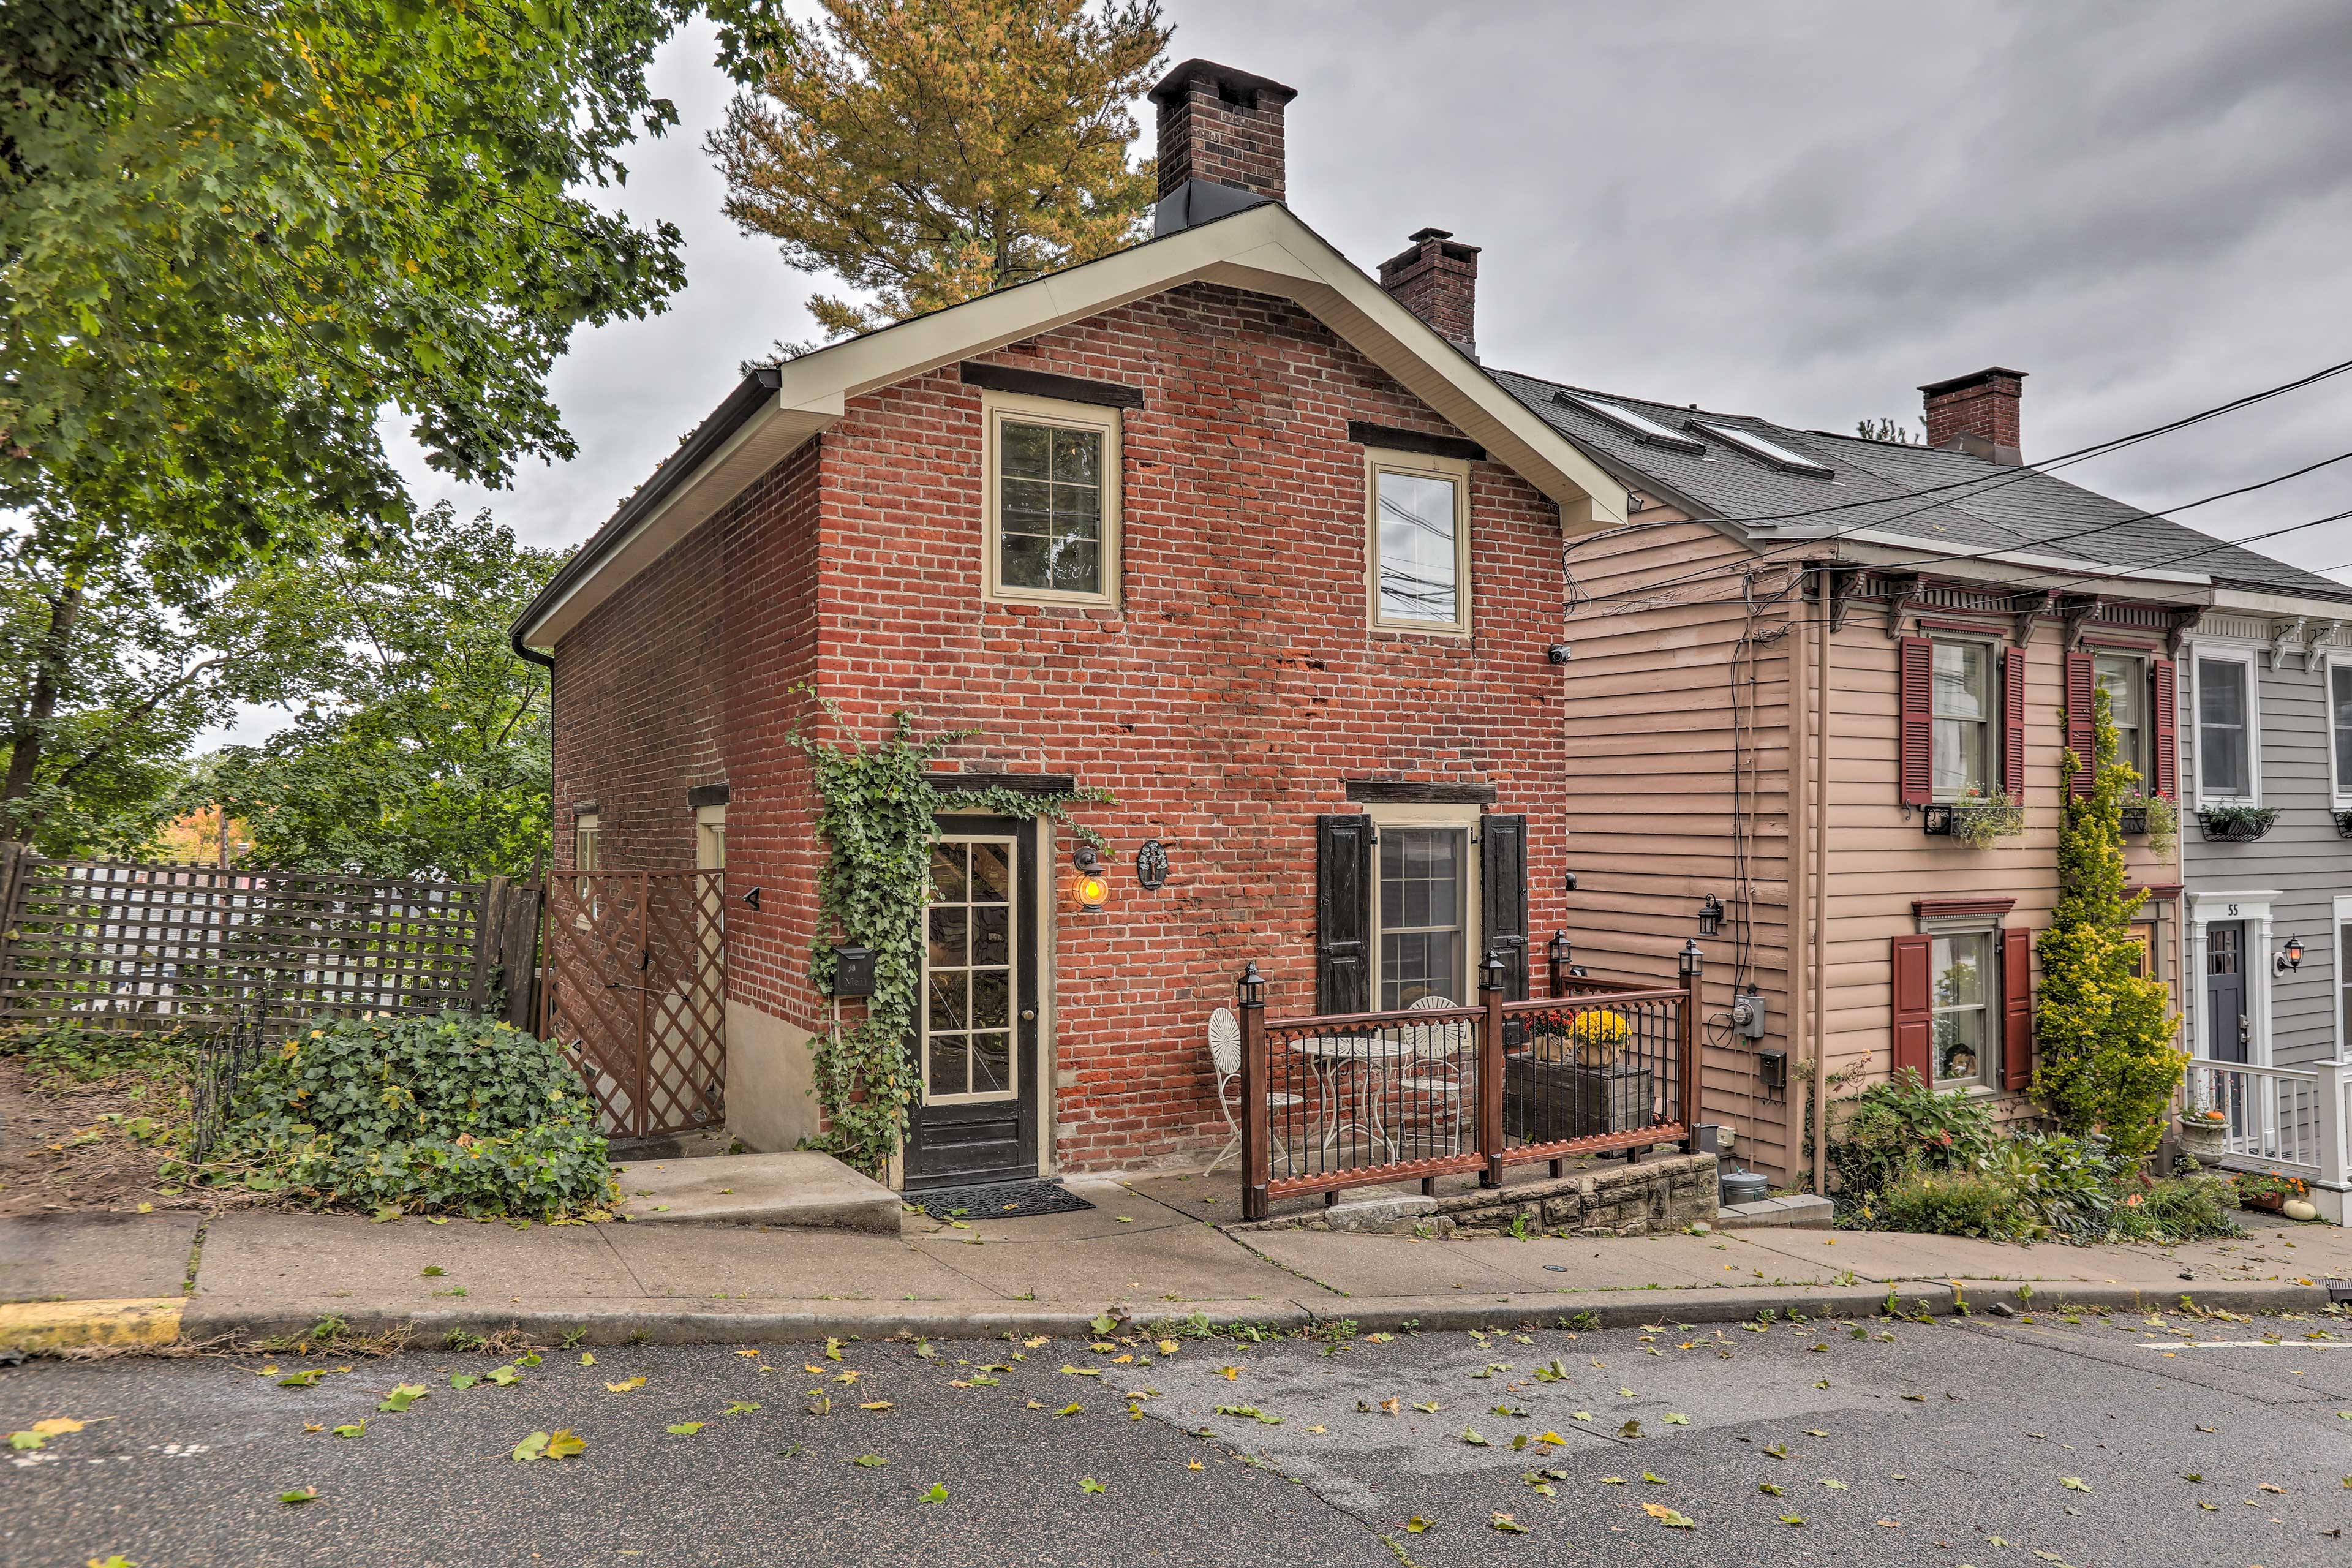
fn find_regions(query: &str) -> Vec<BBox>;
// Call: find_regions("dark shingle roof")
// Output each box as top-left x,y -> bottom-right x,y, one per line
1487,368 -> 2352,604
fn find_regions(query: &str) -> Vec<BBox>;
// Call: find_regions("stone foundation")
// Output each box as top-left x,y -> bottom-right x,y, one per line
1250,1153 -> 1719,1237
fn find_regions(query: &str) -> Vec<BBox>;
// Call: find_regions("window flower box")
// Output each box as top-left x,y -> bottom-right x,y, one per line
2118,794 -> 2179,853
2119,805 -> 2147,835
1920,789 -> 2024,848
2334,809 -> 2352,840
2196,805 -> 2275,843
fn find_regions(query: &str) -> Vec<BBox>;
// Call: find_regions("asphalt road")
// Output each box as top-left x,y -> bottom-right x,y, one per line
5,1308 -> 2349,1567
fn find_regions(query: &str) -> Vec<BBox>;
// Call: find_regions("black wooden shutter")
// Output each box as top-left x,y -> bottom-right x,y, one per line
1480,814 -> 1529,1004
1315,814 -> 1371,1014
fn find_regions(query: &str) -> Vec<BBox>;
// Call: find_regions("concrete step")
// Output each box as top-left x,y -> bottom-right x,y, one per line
1714,1193 -> 1834,1229
612,1151 -> 902,1233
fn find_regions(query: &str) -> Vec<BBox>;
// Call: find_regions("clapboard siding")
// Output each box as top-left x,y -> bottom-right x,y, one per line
2180,618 -> 2352,1068
1560,519 -> 1799,1177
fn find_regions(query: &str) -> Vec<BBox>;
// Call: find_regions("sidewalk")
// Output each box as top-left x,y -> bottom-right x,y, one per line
5,1176 -> 2348,1351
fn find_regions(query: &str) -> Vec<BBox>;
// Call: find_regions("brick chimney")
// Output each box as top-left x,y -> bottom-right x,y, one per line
1378,228 -> 1481,358
1920,366 -> 2027,466
1149,59 -> 1297,237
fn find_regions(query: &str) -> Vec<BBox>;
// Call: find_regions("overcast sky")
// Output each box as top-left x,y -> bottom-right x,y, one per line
386,1 -> 2352,602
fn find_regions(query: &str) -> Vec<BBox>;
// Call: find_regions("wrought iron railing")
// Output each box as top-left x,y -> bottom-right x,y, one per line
1235,943 -> 1703,1220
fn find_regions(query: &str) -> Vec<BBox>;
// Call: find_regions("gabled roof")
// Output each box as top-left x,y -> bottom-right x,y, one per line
1490,369 -> 2352,606
513,203 -> 1631,653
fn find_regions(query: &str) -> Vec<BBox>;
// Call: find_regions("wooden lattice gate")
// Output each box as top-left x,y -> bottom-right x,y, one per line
540,869 -> 726,1139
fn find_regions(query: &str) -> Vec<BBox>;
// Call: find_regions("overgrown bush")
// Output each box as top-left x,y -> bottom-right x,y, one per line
1825,1069 -> 1997,1200
1978,1131 -> 2124,1242
197,1011 -> 612,1219
1,1020 -> 189,1087
2118,1175 -> 2240,1242
1869,1170 -> 2021,1240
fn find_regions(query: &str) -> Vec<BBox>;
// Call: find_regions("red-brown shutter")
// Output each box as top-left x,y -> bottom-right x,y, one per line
2001,925 -> 2035,1090
2002,646 -> 2028,800
2150,657 -> 2178,801
1898,638 -> 1933,805
2064,650 -> 2097,798
1890,934 -> 1932,1084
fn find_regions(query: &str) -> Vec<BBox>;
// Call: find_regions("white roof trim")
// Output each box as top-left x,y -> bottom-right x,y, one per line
520,203 -> 1626,649
1842,529 -> 2214,586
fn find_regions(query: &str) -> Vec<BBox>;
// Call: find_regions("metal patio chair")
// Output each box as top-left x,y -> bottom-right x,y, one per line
1207,1006 -> 1304,1174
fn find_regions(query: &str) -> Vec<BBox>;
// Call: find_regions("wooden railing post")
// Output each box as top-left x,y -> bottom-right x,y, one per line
1238,963 -> 1270,1222
1479,950 -> 1506,1189
1678,940 -> 1705,1147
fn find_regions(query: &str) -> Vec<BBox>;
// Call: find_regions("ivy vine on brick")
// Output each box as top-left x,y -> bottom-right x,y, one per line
791,700 -> 1107,1177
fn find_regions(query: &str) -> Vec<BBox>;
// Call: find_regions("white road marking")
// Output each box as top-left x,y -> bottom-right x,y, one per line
2141,1340 -> 2346,1349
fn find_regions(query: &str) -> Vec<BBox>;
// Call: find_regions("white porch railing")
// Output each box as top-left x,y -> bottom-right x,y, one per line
2182,1058 -> 2352,1220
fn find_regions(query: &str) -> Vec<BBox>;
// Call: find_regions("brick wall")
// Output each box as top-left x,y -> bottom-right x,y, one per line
812,281 -> 1570,1169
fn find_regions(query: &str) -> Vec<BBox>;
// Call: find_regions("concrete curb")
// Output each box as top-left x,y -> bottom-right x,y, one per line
88,1278 -> 2330,1352
0,1297 -> 185,1354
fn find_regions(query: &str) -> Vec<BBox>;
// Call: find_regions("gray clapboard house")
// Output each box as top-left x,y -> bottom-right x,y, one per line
2179,603 -> 2352,1072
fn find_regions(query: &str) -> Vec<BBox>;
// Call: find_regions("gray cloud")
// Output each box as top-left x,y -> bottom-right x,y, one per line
396,1 -> 2352,580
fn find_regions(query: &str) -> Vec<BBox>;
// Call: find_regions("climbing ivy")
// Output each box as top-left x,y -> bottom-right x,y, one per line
791,703 -> 1107,1177
2034,684 -> 2184,1165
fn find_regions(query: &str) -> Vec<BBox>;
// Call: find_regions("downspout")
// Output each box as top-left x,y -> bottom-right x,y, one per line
511,627 -> 556,671
1810,573 -> 1833,1194
1784,588 -> 1811,1183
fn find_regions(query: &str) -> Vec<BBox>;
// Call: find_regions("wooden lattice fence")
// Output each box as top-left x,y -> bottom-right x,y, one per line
0,843 -> 540,1039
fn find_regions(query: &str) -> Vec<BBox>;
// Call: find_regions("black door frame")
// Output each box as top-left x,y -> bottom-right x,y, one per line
903,815 -> 1042,1189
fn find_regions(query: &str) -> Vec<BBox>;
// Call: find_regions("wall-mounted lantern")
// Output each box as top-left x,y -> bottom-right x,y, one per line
1697,893 -> 1724,938
2276,935 -> 2305,975
1072,843 -> 1109,909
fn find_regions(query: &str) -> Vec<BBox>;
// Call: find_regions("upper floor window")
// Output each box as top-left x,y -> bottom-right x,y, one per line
1366,450 -> 1471,635
2092,652 -> 2147,785
1930,639 -> 1996,798
2331,660 -> 2352,803
2195,654 -> 2253,801
983,391 -> 1120,608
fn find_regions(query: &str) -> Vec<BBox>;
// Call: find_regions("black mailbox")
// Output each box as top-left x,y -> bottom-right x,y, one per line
831,945 -> 876,998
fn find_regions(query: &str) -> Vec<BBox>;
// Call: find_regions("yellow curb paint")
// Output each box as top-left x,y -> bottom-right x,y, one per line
0,1298 -> 184,1352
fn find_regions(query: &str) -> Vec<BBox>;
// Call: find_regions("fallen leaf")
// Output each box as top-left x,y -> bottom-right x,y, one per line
1662,1412 -> 1689,1425
545,1430 -> 586,1459
726,1401 -> 760,1415
579,1352 -> 595,1366
278,1488 -> 318,1506
666,1422 -> 703,1436
1600,1476 -> 1626,1485
1779,1513 -> 1806,1526
1619,1419 -> 1642,1439
1079,1476 -> 1107,1494
483,1366 -> 519,1387
1403,1516 -> 1428,1533
1055,1403 -> 1082,1417
605,1378 -> 647,1393
330,1422 -> 364,1439
277,1371 -> 322,1389
376,1384 -> 427,1413
2060,1477 -> 2092,1493
859,1401 -> 894,1412
448,1373 -> 480,1390
851,1453 -> 888,1468
1218,1366 -> 1241,1381
1157,1339 -> 1179,1355
1819,1478 -> 1847,1490
1641,1471 -> 1666,1485
1461,1427 -> 1490,1447
1060,1366 -> 1102,1378
921,1483 -> 948,1503
1490,1512 -> 1528,1534
1642,1502 -> 1695,1529
1187,1460 -> 1204,1471
1761,1482 -> 1784,1496
1412,1401 -> 1441,1413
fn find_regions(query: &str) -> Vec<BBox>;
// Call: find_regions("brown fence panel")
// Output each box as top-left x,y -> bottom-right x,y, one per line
0,846 -> 509,1038
541,869 -> 724,1140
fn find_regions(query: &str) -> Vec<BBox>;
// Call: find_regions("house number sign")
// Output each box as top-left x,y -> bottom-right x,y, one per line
1136,840 -> 1169,891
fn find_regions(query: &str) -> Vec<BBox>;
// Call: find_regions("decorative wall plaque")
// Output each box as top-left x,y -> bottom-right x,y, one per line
1135,839 -> 1169,892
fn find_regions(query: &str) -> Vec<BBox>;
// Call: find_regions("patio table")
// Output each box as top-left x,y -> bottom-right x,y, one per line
1294,1030 -> 1459,1163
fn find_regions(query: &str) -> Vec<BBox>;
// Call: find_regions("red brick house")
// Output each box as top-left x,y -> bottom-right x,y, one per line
513,59 -> 1649,1188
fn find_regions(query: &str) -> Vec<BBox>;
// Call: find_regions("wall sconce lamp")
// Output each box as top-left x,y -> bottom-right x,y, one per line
1697,892 -> 1724,938
2276,935 -> 2304,974
1072,843 -> 1110,909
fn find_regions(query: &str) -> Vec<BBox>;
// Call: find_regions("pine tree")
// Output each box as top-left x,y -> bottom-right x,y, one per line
709,0 -> 1170,341
2033,684 -> 2185,1164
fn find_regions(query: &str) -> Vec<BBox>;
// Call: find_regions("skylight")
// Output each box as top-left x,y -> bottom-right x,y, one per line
1691,421 -> 1834,479
1553,392 -> 1706,454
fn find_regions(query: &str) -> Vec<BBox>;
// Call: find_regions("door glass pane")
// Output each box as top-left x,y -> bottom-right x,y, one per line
922,836 -> 1018,1102
1374,469 -> 1460,625
2198,660 -> 2248,796
998,420 -> 1102,594
1378,827 -> 1465,1008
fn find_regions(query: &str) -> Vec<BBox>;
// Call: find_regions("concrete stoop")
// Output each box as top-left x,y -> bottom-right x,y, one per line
1715,1194 -> 1836,1229
611,1151 -> 900,1232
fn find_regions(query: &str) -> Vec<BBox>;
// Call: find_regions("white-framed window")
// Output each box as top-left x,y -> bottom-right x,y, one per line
981,390 -> 1120,608
1929,637 -> 1997,799
2092,650 -> 2147,788
1366,802 -> 1480,1008
2328,657 -> 2352,805
695,804 -> 727,871
1365,448 -> 1471,636
1929,927 -> 1996,1089
573,812 -> 600,902
2193,649 -> 2258,804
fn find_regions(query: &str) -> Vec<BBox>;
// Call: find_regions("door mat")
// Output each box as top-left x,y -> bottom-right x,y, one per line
907,1179 -> 1096,1221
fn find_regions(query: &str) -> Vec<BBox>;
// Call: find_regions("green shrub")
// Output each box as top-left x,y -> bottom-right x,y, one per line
1825,1069 -> 1997,1200
1978,1131 -> 2124,1242
2117,1176 -> 2240,1243
202,1011 -> 611,1219
1867,1170 -> 2031,1241
2,1020 -> 189,1087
